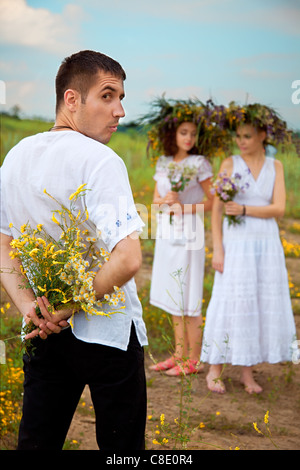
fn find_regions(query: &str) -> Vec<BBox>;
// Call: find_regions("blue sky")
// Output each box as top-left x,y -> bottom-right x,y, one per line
0,0 -> 299,129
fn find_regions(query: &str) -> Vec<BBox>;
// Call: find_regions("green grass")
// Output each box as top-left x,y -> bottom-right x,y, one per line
0,114 -> 53,165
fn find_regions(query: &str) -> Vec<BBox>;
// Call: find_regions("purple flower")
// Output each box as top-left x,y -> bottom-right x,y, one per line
221,192 -> 230,201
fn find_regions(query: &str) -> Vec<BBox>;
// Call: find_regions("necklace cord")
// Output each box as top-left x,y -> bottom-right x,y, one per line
49,125 -> 73,131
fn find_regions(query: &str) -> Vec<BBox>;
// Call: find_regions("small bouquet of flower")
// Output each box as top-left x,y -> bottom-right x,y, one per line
9,184 -> 125,353
167,161 -> 198,193
211,171 -> 249,226
166,161 -> 198,223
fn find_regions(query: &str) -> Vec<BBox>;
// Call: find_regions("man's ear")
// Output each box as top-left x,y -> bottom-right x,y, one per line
64,89 -> 80,112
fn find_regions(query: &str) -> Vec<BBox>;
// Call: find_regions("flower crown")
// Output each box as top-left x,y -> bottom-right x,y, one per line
225,101 -> 292,149
142,96 -> 232,164
141,97 -> 294,164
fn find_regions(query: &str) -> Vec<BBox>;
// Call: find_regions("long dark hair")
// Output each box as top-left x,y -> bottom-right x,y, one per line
160,122 -> 199,156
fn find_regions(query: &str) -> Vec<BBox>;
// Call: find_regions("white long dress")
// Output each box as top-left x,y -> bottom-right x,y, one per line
150,155 -> 212,317
201,155 -> 297,366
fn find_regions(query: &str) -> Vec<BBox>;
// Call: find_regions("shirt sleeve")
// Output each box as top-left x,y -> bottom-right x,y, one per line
0,168 -> 12,236
197,156 -> 213,183
84,152 -> 144,252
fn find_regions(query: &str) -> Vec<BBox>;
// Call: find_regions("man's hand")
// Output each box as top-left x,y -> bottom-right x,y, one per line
24,296 -> 71,340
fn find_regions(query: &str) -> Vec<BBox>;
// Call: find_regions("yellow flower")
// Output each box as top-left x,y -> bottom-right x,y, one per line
29,248 -> 39,257
253,422 -> 263,434
69,183 -> 87,201
37,286 -> 47,292
51,213 -> 60,225
152,439 -> 161,445
264,410 -> 269,424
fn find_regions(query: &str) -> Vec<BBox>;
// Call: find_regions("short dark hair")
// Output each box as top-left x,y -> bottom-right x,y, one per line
55,50 -> 126,113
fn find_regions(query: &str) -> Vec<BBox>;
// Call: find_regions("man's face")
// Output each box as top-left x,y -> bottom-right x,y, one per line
73,71 -> 125,144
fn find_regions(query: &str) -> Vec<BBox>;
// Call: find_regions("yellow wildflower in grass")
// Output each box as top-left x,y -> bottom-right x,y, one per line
253,422 -> 263,435
7,185 -> 126,353
264,410 -> 269,424
0,359 -> 24,438
281,237 -> 300,258
253,411 -> 279,448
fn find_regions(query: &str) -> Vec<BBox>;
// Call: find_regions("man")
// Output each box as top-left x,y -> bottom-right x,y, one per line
0,50 -> 148,450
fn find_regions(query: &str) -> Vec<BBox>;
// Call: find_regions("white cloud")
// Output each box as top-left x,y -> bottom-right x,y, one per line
241,69 -> 291,80
84,0 -> 300,35
0,0 -> 83,55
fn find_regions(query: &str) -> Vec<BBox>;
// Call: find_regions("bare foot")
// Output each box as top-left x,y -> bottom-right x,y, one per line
206,366 -> 226,394
241,367 -> 263,394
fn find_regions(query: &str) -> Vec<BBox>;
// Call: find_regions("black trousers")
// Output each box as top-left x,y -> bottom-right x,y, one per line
17,325 -> 147,450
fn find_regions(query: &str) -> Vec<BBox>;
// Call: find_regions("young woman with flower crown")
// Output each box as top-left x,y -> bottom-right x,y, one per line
200,104 -> 297,394
145,99 -> 214,376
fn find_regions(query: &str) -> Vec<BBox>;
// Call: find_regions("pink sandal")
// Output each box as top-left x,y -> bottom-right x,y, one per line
149,356 -> 177,371
165,359 -> 204,376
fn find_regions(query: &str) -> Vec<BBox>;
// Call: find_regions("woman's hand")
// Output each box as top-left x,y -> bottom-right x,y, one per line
24,296 -> 72,340
163,191 -> 180,206
224,201 -> 244,216
212,247 -> 225,273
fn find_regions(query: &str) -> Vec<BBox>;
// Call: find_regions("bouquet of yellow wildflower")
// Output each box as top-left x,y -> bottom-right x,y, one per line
9,184 -> 125,353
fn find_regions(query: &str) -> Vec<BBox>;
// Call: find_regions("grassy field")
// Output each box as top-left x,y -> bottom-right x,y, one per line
0,115 -> 300,449
1,113 -> 300,214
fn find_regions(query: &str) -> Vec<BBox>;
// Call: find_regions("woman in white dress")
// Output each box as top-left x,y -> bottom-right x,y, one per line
149,111 -> 213,376
201,118 -> 297,394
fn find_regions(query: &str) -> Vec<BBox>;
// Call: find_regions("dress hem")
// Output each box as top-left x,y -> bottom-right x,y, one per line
149,299 -> 201,317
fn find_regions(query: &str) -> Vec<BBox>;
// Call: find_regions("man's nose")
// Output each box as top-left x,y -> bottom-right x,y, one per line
113,101 -> 125,118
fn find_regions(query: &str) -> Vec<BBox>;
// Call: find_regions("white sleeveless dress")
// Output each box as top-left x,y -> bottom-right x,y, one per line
150,155 -> 212,317
201,155 -> 297,366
